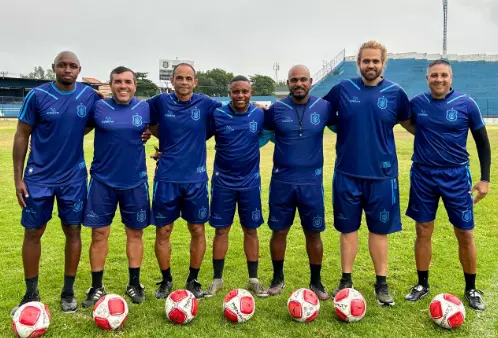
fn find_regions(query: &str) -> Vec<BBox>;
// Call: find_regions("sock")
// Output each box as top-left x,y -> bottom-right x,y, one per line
464,273 -> 476,291
310,264 -> 321,286
213,259 -> 225,279
247,261 -> 258,279
129,267 -> 140,286
272,260 -> 284,281
417,270 -> 429,288
91,270 -> 104,288
376,275 -> 387,285
341,272 -> 352,282
25,276 -> 39,297
187,267 -> 200,282
161,268 -> 172,282
62,275 -> 75,294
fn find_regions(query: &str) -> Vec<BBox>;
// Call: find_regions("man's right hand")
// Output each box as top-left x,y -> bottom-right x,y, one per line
15,180 -> 29,208
150,145 -> 162,161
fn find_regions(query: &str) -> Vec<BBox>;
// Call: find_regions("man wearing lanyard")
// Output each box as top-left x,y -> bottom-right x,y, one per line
264,65 -> 337,300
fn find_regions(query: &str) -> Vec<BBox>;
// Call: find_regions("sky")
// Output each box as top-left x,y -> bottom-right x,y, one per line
1,0 -> 497,84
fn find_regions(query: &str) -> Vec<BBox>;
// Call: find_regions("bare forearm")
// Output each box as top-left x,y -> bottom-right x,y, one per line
13,133 -> 29,182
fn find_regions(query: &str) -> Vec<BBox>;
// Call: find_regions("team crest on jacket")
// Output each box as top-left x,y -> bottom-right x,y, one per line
132,114 -> 143,127
252,209 -> 261,221
191,108 -> 200,121
446,108 -> 458,121
249,120 -> 258,133
198,206 -> 207,219
137,209 -> 147,223
377,96 -> 388,110
73,200 -> 83,212
313,216 -> 323,228
76,103 -> 87,118
310,112 -> 320,125
462,210 -> 472,222
380,209 -> 390,223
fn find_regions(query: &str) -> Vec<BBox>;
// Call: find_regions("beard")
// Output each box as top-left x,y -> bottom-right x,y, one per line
360,68 -> 382,82
291,87 -> 308,100
57,76 -> 75,86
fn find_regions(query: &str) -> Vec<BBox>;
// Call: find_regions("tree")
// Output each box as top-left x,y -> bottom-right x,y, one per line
250,74 -> 275,96
135,72 -> 159,98
196,68 -> 234,96
21,66 -> 55,80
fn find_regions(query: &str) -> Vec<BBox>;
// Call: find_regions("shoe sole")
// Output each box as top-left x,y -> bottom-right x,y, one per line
62,309 -> 77,313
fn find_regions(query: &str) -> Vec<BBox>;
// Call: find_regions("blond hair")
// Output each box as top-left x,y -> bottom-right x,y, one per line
356,40 -> 388,65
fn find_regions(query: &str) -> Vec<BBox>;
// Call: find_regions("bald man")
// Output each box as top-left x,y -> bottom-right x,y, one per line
263,65 -> 338,300
12,51 -> 101,314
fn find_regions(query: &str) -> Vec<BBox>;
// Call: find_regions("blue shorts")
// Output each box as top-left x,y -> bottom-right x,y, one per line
406,164 -> 474,230
83,178 -> 150,230
21,179 -> 87,229
333,172 -> 401,235
268,180 -> 325,232
209,185 -> 263,229
152,181 -> 209,226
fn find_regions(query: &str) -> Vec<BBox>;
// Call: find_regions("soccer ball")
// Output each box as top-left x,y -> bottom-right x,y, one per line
12,301 -> 51,338
287,288 -> 320,322
429,293 -> 466,329
333,288 -> 366,322
165,289 -> 198,324
223,289 -> 255,323
93,294 -> 129,330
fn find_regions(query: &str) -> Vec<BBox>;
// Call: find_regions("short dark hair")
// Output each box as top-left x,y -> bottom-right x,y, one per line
230,75 -> 250,84
110,66 -> 136,84
427,59 -> 451,71
172,63 -> 196,77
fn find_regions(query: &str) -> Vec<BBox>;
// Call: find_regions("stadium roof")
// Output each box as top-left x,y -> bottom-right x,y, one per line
345,53 -> 498,62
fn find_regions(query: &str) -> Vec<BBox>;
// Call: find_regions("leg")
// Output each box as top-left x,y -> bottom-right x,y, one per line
23,225 -> 47,279
415,221 -> 434,273
341,231 -> 359,273
89,226 -> 111,272
213,226 -> 231,271
155,224 -> 174,270
454,228 -> 477,275
269,228 -> 290,293
188,222 -> 206,271
125,227 -> 144,269
61,223 -> 82,278
243,226 -> 259,263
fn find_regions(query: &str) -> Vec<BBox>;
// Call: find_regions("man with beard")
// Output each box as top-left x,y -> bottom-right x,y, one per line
404,59 -> 490,311
147,63 -> 222,299
81,66 -> 150,307
12,51 -> 101,314
203,75 -> 269,298
264,65 -> 337,300
324,41 -> 412,306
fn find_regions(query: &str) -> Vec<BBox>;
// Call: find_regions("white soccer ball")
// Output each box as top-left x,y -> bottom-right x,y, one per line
429,293 -> 466,329
165,289 -> 198,324
333,288 -> 367,322
223,289 -> 255,323
93,294 -> 129,330
287,288 -> 320,322
12,301 -> 51,338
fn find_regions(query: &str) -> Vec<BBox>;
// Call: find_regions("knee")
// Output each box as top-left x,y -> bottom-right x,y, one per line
215,227 -> 230,238
91,228 -> 109,245
189,224 -> 205,239
416,222 -> 434,239
126,229 -> 143,242
24,228 -> 44,244
455,229 -> 474,245
271,229 -> 288,241
243,227 -> 258,238
64,225 -> 81,242
156,225 -> 173,246
305,231 -> 322,244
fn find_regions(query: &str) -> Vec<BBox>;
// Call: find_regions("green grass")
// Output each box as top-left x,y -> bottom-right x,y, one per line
1,120 -> 497,337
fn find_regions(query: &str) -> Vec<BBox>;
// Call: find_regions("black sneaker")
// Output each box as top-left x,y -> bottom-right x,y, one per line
374,283 -> 395,306
332,278 -> 353,297
309,282 -> 329,301
405,284 -> 429,302
155,280 -> 173,299
61,291 -> 78,313
126,284 -> 145,304
267,279 -> 285,296
11,292 -> 41,317
82,286 -> 106,308
185,279 -> 204,299
465,289 -> 486,311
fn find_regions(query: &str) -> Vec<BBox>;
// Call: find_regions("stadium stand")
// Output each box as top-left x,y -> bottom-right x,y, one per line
310,52 -> 498,118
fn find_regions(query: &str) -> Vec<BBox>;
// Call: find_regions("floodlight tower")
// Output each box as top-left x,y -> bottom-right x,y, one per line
273,62 -> 280,83
442,0 -> 448,58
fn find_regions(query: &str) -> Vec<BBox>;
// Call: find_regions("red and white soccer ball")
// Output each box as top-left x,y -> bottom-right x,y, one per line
12,301 -> 51,338
429,293 -> 466,329
93,294 -> 129,330
165,289 -> 198,324
333,288 -> 367,322
223,289 -> 255,323
287,288 -> 320,322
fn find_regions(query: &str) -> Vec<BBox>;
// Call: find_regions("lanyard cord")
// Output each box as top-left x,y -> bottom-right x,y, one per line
293,100 -> 309,137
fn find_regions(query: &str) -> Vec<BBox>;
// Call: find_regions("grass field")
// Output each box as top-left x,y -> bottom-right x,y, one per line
1,120 -> 497,337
